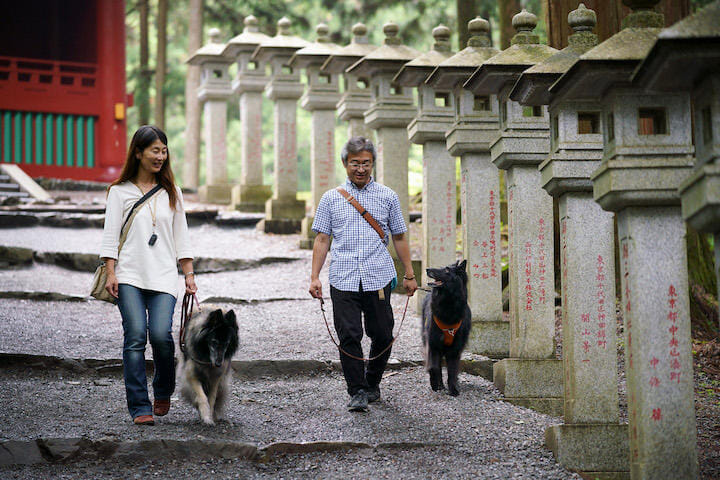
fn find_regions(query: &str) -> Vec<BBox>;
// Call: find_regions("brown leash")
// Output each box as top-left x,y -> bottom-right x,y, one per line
319,295 -> 410,362
179,292 -> 210,364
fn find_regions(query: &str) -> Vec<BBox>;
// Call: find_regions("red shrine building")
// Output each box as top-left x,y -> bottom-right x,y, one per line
0,0 -> 127,182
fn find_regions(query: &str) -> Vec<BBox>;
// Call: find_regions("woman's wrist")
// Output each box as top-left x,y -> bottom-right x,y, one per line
184,271 -> 194,278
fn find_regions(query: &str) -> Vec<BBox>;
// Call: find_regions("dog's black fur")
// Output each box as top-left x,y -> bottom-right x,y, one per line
421,260 -> 472,396
177,307 -> 238,424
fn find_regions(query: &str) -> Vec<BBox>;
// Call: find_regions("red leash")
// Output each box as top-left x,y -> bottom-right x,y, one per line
319,295 -> 410,362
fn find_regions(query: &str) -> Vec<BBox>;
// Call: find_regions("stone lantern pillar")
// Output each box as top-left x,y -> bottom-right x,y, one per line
464,10 -> 560,415
633,1 -> 720,317
346,22 -> 419,228
221,16 -> 272,212
426,17 -> 506,358
393,24 -> 454,311
551,1 -> 697,477
289,24 -> 341,249
252,17 -> 309,234
510,5 -> 628,477
187,28 -> 234,204
321,24 -> 377,140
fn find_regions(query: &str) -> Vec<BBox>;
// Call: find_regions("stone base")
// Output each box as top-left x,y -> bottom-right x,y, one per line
231,184 -> 272,213
468,320 -> 509,359
545,424 -> 629,476
299,216 -> 317,250
494,358 -> 563,415
392,257 -> 421,294
198,184 -> 234,204
265,197 -> 306,220
461,359 -> 495,382
256,218 -> 302,234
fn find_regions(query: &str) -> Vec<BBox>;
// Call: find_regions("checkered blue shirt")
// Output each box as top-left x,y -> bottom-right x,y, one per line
312,177 -> 407,292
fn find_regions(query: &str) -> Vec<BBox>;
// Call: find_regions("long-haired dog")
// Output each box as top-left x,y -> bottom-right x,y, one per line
421,260 -> 472,396
177,307 -> 238,424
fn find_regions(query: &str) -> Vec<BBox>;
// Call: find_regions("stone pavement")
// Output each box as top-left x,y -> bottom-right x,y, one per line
0,221 -> 587,479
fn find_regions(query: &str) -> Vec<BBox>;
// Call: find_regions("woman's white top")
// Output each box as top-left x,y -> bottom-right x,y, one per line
100,181 -> 192,298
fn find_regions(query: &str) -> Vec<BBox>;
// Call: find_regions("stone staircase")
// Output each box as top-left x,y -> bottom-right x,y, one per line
0,171 -> 30,203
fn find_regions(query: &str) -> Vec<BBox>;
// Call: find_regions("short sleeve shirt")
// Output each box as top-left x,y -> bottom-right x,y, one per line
312,177 -> 407,292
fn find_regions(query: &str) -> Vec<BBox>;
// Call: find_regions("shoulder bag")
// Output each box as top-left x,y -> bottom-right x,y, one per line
90,184 -> 163,303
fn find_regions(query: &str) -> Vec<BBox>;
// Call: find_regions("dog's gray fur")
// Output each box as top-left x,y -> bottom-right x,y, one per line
176,305 -> 238,425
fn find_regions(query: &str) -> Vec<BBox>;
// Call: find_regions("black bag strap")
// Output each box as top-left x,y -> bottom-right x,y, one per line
120,184 -> 163,236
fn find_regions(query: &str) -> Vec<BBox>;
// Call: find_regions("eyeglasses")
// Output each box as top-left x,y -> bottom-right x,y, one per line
348,162 -> 372,169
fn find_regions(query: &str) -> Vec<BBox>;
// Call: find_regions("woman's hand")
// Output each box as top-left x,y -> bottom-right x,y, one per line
185,273 -> 198,295
105,271 -> 119,298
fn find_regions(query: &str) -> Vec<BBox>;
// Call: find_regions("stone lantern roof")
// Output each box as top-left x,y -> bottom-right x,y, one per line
393,24 -> 453,87
425,16 -> 498,90
632,1 -> 720,91
346,22 -> 420,76
187,28 -> 230,65
510,3 -> 599,106
289,23 -> 342,69
464,9 -> 558,94
320,23 -> 377,74
221,15 -> 271,59
252,17 -> 310,62
549,1 -> 664,101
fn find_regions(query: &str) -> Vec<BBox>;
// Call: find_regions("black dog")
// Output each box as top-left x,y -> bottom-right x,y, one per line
421,260 -> 472,396
177,307 -> 239,424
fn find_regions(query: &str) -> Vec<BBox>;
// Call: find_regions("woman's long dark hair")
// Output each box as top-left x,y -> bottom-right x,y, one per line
109,125 -> 178,209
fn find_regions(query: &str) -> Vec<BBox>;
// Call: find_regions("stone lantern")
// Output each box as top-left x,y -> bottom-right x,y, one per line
221,15 -> 272,212
464,10 -> 560,416
550,1 -> 697,477
321,23 -> 377,140
346,22 -> 419,228
510,5 -> 628,477
187,28 -> 234,204
393,24 -> 454,311
252,17 -> 310,234
289,24 -> 341,249
633,1 -> 720,315
425,16 -> 505,358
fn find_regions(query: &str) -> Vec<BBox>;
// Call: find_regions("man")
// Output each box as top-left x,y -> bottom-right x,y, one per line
309,136 -> 417,412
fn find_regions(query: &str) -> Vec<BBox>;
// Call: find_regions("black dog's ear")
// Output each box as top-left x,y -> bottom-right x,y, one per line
456,259 -> 467,272
209,309 -> 224,323
224,309 -> 238,329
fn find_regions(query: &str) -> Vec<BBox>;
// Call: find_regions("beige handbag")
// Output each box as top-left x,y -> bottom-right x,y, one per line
91,185 -> 162,303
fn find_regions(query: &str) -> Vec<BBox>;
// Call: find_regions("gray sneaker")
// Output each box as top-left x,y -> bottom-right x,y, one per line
367,386 -> 381,403
347,389 -> 369,412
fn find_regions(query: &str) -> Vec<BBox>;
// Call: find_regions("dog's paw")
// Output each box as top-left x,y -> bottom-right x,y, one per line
448,387 -> 459,397
200,414 -> 215,425
430,382 -> 445,392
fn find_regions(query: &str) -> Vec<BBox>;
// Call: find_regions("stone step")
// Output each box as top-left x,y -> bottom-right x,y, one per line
0,365 -> 573,479
0,182 -> 21,191
0,174 -> 10,182
0,191 -> 29,198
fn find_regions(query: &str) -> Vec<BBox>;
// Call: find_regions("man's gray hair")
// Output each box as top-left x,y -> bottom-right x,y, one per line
340,136 -> 376,165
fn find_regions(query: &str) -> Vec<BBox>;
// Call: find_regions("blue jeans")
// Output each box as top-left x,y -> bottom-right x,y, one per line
117,284 -> 176,419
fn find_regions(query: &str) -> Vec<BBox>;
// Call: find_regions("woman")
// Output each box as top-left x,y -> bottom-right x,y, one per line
100,125 -> 196,425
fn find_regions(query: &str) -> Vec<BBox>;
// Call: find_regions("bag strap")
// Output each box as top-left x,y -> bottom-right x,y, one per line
117,184 -> 164,255
336,187 -> 385,241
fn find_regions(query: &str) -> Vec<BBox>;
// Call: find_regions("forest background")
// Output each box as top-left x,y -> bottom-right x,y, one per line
126,0 -> 717,336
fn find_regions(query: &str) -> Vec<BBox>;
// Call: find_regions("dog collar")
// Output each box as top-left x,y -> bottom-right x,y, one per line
433,315 -> 463,346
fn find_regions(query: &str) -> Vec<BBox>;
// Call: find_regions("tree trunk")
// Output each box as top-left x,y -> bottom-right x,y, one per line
138,0 -> 151,126
456,0 -> 477,50
545,0 -> 690,49
155,0 -> 168,130
498,0 -> 521,49
183,0 -> 203,190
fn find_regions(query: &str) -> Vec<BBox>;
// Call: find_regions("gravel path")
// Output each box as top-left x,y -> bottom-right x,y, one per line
0,296 -> 430,363
0,225 -> 310,260
0,364 -> 579,479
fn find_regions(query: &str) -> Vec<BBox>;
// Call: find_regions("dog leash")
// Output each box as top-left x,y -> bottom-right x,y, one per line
318,295 -> 410,362
179,292 -> 209,365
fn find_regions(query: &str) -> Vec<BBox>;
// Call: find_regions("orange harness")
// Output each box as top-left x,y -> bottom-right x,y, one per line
433,315 -> 463,346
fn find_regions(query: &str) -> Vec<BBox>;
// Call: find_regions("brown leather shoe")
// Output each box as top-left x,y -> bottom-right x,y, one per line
133,415 -> 155,425
153,398 -> 170,416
